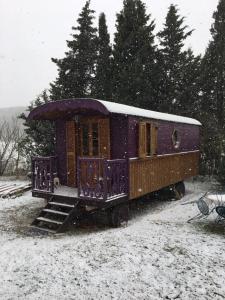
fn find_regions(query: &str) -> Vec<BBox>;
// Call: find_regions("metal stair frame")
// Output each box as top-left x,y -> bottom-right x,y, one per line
31,196 -> 81,234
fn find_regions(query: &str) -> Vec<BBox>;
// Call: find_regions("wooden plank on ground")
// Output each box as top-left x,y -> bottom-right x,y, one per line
0,184 -> 17,195
6,184 -> 31,198
0,183 -> 31,198
0,184 -> 12,191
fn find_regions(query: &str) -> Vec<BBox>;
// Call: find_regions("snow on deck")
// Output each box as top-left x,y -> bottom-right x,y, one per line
0,179 -> 224,299
53,185 -> 78,198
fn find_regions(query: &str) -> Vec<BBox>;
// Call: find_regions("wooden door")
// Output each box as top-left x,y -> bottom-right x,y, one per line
79,117 -> 110,158
66,121 -> 77,187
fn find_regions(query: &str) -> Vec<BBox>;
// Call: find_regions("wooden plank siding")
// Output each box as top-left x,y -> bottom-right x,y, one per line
129,150 -> 199,199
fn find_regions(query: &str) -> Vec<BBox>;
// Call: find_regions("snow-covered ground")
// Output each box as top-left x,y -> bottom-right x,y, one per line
0,179 -> 225,300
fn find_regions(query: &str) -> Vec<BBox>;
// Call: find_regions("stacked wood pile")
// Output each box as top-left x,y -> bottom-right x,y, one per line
0,183 -> 31,198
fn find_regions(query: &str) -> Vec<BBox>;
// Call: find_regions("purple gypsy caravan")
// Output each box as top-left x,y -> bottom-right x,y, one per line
28,98 -> 201,233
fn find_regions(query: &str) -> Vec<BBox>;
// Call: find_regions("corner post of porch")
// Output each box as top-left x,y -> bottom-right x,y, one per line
49,157 -> 54,193
126,157 -> 130,198
103,159 -> 108,201
31,157 -> 35,190
77,157 -> 81,198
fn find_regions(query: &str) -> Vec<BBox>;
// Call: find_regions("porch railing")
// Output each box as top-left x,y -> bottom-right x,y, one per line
32,156 -> 57,193
78,157 -> 128,201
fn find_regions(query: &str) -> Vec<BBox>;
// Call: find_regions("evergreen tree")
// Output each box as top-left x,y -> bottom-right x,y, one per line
93,13 -> 112,100
19,90 -> 55,158
200,0 -> 225,128
20,1 -> 97,158
179,49 -> 201,117
50,0 -> 98,99
199,0 -> 225,181
112,0 -> 157,109
157,4 -> 193,114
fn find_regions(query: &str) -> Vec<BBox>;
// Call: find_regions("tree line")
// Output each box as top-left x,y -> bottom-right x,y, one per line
20,0 -> 225,184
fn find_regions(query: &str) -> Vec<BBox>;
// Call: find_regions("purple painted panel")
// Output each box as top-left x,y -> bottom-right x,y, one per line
55,120 -> 67,185
157,122 -> 200,154
127,116 -> 139,157
127,116 -> 200,157
110,115 -> 129,159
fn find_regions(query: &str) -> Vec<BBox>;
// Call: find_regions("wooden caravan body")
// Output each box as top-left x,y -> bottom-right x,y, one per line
28,98 -> 201,232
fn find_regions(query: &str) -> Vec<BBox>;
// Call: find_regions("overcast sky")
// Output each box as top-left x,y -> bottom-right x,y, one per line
0,0 -> 219,108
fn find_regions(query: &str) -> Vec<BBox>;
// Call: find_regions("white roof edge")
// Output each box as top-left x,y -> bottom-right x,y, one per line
97,99 -> 201,126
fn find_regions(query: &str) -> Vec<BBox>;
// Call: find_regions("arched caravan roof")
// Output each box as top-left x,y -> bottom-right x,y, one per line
28,98 -> 201,126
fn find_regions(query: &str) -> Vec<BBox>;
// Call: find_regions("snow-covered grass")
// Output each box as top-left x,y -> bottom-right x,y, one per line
0,179 -> 225,300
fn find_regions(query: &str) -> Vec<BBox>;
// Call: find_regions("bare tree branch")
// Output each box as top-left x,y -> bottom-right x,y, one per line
0,118 -> 24,176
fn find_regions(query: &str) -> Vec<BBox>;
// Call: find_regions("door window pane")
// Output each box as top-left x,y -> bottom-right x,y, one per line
82,124 -> 89,155
92,123 -> 99,156
146,123 -> 151,156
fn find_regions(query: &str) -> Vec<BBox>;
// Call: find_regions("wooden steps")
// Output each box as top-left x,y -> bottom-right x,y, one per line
49,201 -> 74,208
43,209 -> 69,216
36,217 -> 63,225
30,225 -> 57,234
31,196 -> 81,234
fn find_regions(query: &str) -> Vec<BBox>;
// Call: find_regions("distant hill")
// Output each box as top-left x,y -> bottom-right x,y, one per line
0,106 -> 27,130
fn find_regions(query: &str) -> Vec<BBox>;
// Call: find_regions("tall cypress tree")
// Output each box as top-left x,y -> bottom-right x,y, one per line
199,0 -> 225,180
112,0 -> 157,109
93,13 -> 112,100
200,0 -> 225,128
50,0 -> 98,99
178,49 -> 201,117
157,4 -> 193,114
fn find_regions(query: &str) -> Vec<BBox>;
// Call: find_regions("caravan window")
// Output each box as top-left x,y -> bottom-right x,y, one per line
92,123 -> 99,156
172,129 -> 180,149
139,121 -> 158,158
79,117 -> 110,158
82,124 -> 89,156
146,123 -> 151,156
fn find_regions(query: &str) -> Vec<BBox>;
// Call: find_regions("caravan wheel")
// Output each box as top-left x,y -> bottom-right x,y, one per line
109,204 -> 129,227
174,181 -> 185,199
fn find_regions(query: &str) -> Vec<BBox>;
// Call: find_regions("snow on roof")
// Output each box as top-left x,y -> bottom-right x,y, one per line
97,99 -> 201,126
28,98 -> 202,125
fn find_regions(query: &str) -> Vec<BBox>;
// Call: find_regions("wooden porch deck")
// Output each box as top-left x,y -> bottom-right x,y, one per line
52,185 -> 126,202
33,184 -> 127,205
